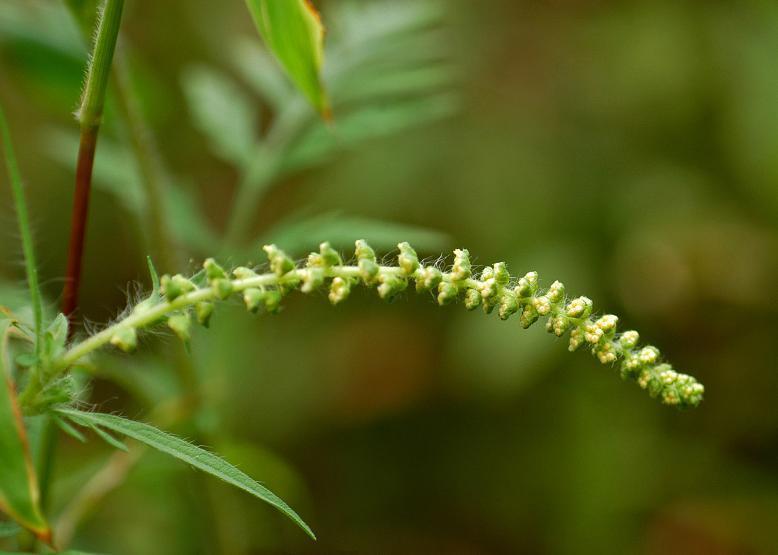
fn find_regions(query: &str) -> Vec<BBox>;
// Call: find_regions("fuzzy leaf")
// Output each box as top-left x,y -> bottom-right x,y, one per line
244,0 -> 328,115
55,408 -> 315,539
0,320 -> 50,542
88,424 -> 128,452
53,415 -> 86,443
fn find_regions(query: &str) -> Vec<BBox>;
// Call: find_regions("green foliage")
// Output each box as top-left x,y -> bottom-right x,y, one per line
0,321 -> 49,542
244,0 -> 328,115
56,408 -> 315,539
0,107 -> 43,355
181,66 -> 258,165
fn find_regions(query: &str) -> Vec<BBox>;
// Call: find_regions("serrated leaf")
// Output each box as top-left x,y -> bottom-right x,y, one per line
181,66 -> 258,165
55,408 -> 315,540
245,0 -> 328,115
0,320 -> 50,542
261,210 -> 450,255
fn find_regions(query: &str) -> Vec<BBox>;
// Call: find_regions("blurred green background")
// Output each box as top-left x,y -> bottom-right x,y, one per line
1,0 -> 778,553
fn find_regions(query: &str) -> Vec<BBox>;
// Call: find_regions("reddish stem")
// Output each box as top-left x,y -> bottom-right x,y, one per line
61,125 -> 99,326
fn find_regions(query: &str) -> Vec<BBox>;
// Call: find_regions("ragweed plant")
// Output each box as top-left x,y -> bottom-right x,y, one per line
0,0 -> 704,552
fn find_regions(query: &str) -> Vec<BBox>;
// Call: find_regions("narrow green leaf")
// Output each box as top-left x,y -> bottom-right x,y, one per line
53,415 -> 86,443
147,256 -> 160,295
88,424 -> 128,452
56,408 -> 315,539
244,0 -> 328,115
0,105 -> 44,357
181,66 -> 258,165
0,320 -> 50,542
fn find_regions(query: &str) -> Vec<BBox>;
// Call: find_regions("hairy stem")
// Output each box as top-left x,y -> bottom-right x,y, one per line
62,0 -> 125,322
60,267 -> 344,368
0,106 -> 43,352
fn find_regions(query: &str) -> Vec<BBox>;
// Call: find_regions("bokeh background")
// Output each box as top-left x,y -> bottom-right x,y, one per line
1,1 -> 778,554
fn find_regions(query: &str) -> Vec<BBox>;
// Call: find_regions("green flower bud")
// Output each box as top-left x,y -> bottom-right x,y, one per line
355,239 -> 376,262
203,258 -> 227,281
569,326 -> 585,351
263,289 -> 283,313
492,262 -> 510,286
397,242 -> 420,276
243,288 -> 264,313
212,278 -> 233,300
358,258 -> 380,284
263,244 -> 295,276
498,291 -> 519,320
319,242 -> 342,267
110,328 -> 137,352
546,314 -> 572,336
515,272 -> 538,298
161,274 -> 196,301
565,296 -> 593,319
168,313 -> 191,342
546,280 -> 565,303
377,274 -> 407,300
532,295 -> 553,316
329,277 -> 351,305
301,267 -> 325,293
592,340 -> 618,364
232,266 -> 257,280
451,249 -> 471,281
519,304 -> 539,329
415,266 -> 442,292
464,288 -> 481,310
584,315 -> 618,344
619,330 -> 640,350
195,301 -> 215,327
437,281 -> 458,305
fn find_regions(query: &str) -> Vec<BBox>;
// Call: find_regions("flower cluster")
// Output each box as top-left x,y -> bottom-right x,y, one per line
59,240 -> 704,409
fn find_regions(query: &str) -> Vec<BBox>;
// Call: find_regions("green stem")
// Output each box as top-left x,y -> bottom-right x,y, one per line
75,0 -> 125,130
62,0 -> 125,323
0,106 -> 43,353
59,267 -> 360,369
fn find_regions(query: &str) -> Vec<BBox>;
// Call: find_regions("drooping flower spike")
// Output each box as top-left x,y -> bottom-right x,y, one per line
42,240 -> 703,414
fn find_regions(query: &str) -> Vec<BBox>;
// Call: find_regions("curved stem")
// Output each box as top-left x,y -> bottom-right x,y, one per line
58,266 -> 368,368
